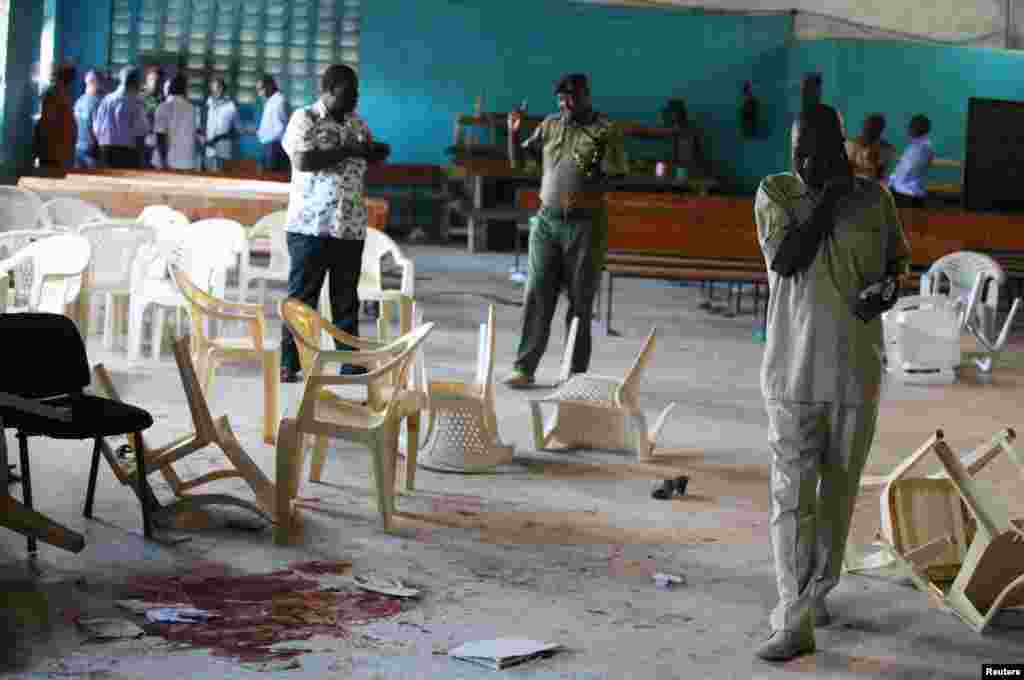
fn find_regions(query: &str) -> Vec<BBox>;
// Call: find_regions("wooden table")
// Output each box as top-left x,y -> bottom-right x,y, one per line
18,171 -> 390,232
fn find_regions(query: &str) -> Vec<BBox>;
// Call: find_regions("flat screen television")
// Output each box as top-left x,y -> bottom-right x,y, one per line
964,97 -> 1024,212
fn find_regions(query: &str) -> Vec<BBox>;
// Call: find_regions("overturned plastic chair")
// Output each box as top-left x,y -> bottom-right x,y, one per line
528,319 -> 676,461
847,428 -> 1024,633
418,304 -> 514,473
921,251 -> 1022,373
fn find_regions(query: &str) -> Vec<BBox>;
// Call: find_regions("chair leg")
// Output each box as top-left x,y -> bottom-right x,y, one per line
17,433 -> 36,554
405,414 -> 419,492
263,348 -> 280,445
370,431 -> 392,528
102,293 -> 116,350
134,435 -> 153,539
84,437 -> 103,519
309,435 -> 329,482
150,308 -> 165,359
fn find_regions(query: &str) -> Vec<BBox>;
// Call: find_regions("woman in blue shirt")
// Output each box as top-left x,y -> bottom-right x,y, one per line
888,114 -> 933,208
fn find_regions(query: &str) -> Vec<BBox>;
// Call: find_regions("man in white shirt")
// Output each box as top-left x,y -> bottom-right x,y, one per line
257,75 -> 289,173
278,64 -> 390,382
202,77 -> 240,172
155,75 -> 197,170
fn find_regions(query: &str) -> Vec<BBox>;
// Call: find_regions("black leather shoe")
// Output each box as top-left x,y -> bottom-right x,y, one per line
280,367 -> 302,383
340,364 -> 369,376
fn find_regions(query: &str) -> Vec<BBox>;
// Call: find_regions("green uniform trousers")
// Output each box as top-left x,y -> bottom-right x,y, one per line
514,207 -> 608,377
765,399 -> 879,632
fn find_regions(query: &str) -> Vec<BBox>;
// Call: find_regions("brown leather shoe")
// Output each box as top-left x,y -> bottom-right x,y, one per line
501,371 -> 534,388
755,629 -> 815,662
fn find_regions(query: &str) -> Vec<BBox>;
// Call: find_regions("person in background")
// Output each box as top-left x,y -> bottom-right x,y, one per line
92,66 -> 149,169
141,66 -> 164,168
502,72 -> 629,388
36,64 -> 77,171
753,103 -> 910,662
845,114 -> 896,182
888,115 -> 934,208
155,75 -> 197,171
278,64 -> 389,383
257,75 -> 290,173
202,77 -> 240,173
73,70 -> 103,169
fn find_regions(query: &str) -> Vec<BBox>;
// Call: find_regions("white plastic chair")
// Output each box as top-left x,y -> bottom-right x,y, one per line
0,234 -> 91,325
189,218 -> 249,304
77,221 -> 157,349
882,293 -> 975,385
528,319 -> 677,461
0,186 -> 49,230
0,229 -> 62,311
318,227 -> 416,343
138,205 -> 189,232
40,197 -> 107,230
418,305 -> 514,473
127,224 -> 232,360
921,252 -> 1022,372
246,210 -> 289,309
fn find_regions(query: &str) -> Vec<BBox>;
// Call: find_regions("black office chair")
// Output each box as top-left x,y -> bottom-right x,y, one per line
0,313 -> 156,551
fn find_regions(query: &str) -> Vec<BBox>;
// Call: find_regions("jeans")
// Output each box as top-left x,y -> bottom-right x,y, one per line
280,232 -> 365,373
74,149 -> 97,169
263,141 -> 289,173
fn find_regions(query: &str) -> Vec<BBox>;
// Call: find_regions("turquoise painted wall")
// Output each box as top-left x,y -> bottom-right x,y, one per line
59,0 -> 112,85
791,38 -> 1024,185
360,1 -> 794,192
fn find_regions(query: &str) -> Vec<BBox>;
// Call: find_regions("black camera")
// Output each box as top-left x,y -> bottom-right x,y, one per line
853,274 -> 899,322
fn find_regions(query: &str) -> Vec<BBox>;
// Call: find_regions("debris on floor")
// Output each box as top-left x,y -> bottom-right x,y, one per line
449,638 -> 564,670
119,562 -> 408,662
290,560 -> 354,576
144,607 -> 220,624
653,573 -> 686,590
351,575 -> 421,599
77,618 -> 146,641
116,600 -> 191,615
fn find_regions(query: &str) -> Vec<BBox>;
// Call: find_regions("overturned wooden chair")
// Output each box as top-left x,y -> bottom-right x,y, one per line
418,304 -> 514,473
90,335 -> 276,529
846,428 -> 1024,633
528,319 -> 676,461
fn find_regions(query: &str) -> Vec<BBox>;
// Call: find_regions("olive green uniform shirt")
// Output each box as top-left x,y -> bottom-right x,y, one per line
755,173 -> 911,405
518,113 -> 629,207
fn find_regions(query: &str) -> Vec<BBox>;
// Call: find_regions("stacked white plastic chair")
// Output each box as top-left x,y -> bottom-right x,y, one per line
318,226 -> 416,346
245,210 -> 289,308
0,186 -> 50,230
0,234 -> 92,325
921,251 -> 1021,373
40,197 -> 107,230
0,229 -> 63,311
77,221 -> 157,349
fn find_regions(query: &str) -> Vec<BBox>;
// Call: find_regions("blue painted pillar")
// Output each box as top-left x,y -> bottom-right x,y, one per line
0,0 -> 45,181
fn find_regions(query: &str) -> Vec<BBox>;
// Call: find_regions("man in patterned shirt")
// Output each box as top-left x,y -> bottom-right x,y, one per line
279,64 -> 390,383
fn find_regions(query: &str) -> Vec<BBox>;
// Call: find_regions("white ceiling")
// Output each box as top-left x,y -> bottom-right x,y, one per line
573,0 -> 1009,45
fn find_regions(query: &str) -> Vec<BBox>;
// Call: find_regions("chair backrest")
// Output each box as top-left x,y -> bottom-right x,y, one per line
169,263 -> 245,349
267,213 -> 290,273
924,251 -> 1004,310
190,218 -> 248,291
250,209 -> 288,241
0,312 -> 90,397
1,234 -> 92,312
621,326 -> 659,405
361,227 -> 407,294
474,304 -> 496,390
138,205 -> 189,232
0,187 -> 47,231
0,229 -> 62,308
280,298 -> 332,376
171,334 -> 219,440
40,197 -> 107,230
77,221 -> 157,292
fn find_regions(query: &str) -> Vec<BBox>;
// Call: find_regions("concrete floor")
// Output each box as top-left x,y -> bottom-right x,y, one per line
2,243 -> 1024,679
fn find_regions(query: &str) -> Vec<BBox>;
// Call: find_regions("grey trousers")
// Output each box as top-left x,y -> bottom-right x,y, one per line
765,399 -> 879,632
